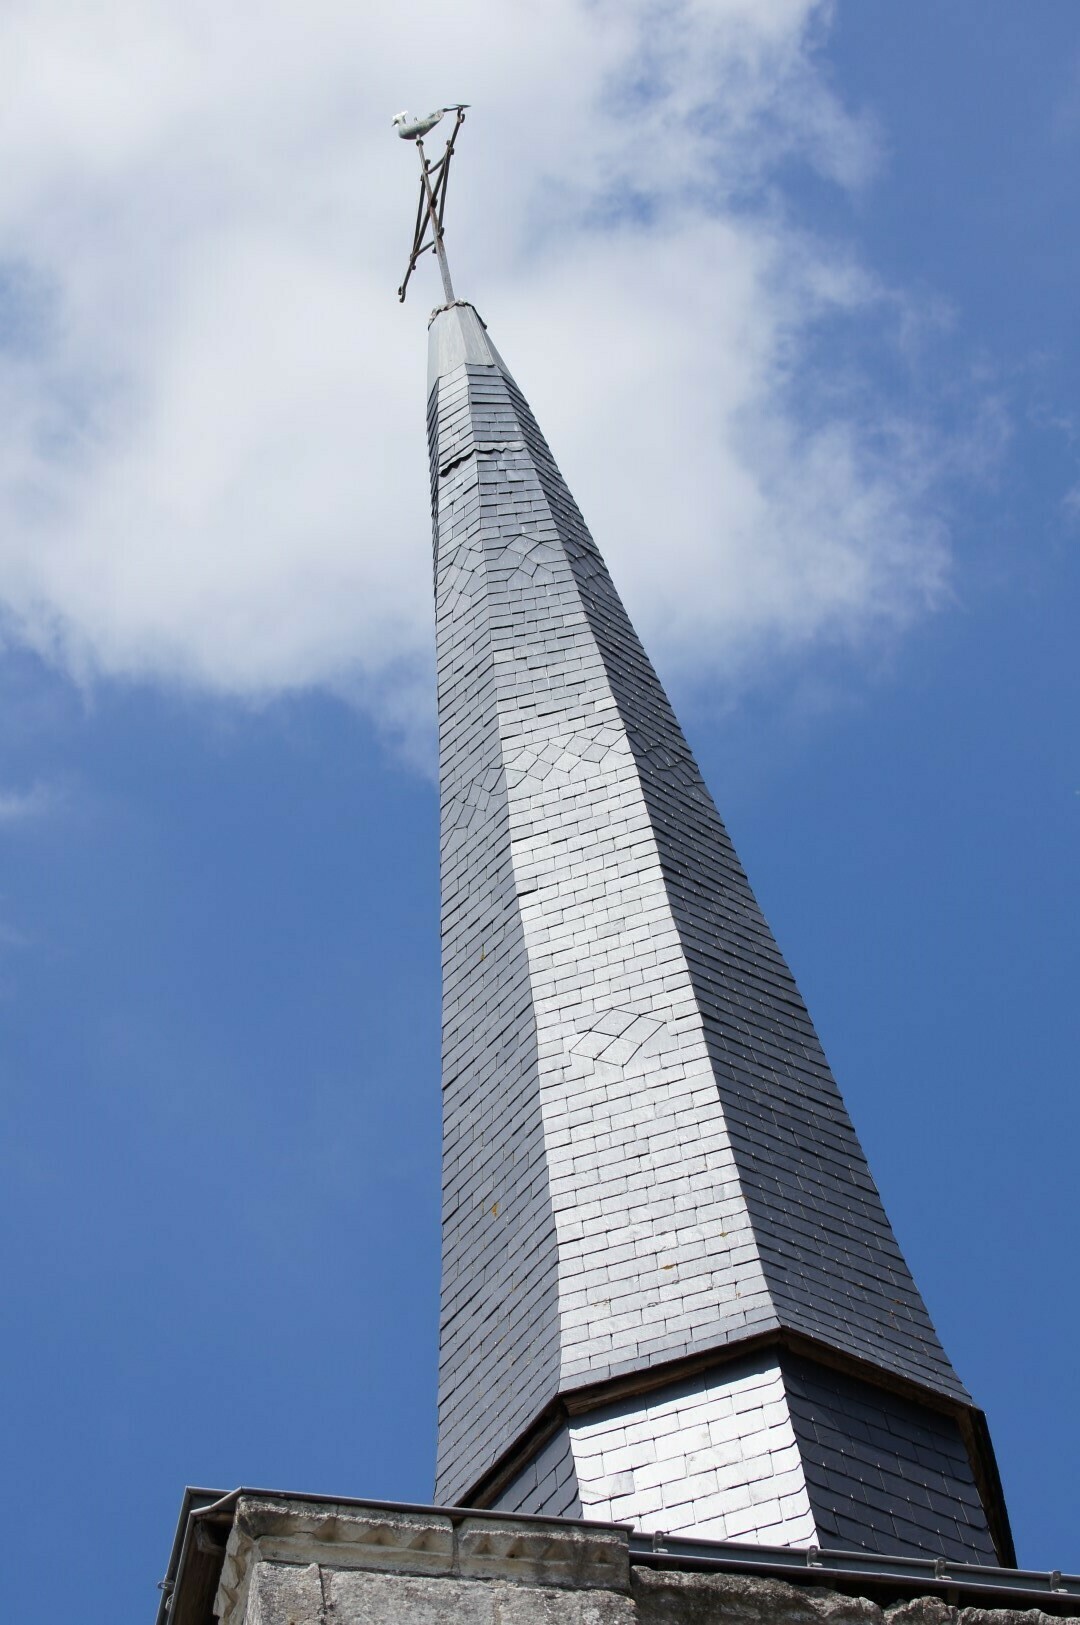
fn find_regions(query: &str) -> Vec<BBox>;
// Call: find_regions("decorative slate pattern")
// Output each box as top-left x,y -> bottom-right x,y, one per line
783,1354 -> 998,1563
428,303 -> 997,1554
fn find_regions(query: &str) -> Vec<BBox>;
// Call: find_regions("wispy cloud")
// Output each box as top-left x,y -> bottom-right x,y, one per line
0,0 -> 983,745
0,782 -> 57,825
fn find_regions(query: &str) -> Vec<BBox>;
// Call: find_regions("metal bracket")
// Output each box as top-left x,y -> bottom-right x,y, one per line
398,106 -> 468,305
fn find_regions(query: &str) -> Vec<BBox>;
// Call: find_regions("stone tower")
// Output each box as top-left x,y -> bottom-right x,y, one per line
429,301 -> 1012,1564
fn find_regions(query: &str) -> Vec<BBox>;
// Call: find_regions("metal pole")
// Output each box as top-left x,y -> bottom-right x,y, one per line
417,139 -> 455,306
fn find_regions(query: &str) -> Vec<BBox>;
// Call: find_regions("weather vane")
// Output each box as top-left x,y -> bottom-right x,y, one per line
392,104 -> 469,305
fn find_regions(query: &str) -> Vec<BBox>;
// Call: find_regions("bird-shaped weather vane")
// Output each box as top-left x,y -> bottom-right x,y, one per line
393,103 -> 469,305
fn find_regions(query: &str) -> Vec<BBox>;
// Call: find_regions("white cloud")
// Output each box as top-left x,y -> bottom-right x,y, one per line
0,0 -> 960,744
0,782 -> 58,825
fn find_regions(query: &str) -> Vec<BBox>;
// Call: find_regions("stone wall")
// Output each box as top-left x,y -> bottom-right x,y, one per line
212,1497 -> 632,1625
198,1497 -> 1075,1625
632,1570 -> 1070,1625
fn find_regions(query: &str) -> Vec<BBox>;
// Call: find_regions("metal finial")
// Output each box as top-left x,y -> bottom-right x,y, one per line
393,104 -> 469,305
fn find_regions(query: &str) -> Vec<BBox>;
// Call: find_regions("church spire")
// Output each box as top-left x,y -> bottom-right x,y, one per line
411,129 -> 1013,1563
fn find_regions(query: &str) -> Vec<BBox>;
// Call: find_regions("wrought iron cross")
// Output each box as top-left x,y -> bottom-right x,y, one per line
393,104 -> 469,305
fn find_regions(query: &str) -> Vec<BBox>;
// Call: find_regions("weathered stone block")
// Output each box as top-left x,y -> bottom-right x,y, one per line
456,1516 -> 629,1590
244,1561 -> 324,1625
325,1568 -> 635,1625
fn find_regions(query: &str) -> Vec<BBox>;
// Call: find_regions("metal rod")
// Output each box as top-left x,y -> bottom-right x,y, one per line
416,138 -> 455,305
396,106 -> 468,304
437,150 -> 452,232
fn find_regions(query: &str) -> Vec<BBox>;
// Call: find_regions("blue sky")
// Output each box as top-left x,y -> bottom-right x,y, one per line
0,3 -> 1078,1618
